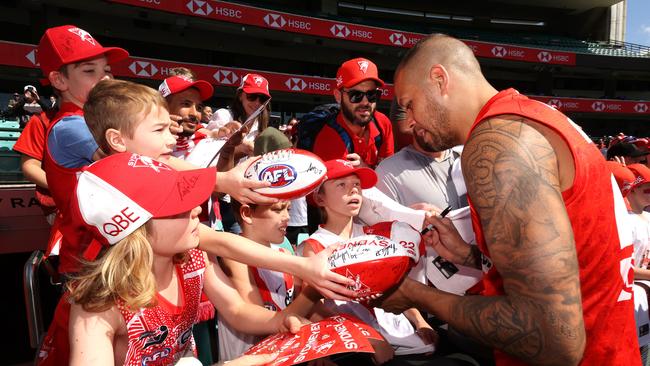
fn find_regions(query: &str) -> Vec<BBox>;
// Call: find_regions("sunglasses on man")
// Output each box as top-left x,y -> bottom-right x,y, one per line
245,93 -> 270,103
342,89 -> 380,103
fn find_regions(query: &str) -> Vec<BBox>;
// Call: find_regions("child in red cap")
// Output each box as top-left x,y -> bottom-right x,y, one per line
36,153 -> 304,366
37,25 -> 129,271
301,159 -> 443,365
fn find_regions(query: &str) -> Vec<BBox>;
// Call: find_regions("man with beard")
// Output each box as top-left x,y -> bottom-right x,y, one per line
158,75 -> 214,159
375,119 -> 467,210
373,34 -> 640,365
311,57 -> 394,168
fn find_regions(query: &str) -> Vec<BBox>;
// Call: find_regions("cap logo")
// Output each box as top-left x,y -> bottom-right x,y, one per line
67,27 -> 96,45
259,164 -> 296,188
158,80 -> 171,97
336,75 -> 343,88
253,76 -> 264,86
357,60 -> 369,74
103,207 -> 141,237
127,155 -> 171,173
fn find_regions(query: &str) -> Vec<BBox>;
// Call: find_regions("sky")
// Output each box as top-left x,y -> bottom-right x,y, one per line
625,0 -> 650,46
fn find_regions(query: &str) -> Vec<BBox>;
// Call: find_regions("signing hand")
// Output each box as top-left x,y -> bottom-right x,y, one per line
424,213 -> 474,266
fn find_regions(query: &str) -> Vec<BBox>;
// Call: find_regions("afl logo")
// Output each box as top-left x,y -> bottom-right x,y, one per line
259,164 -> 296,188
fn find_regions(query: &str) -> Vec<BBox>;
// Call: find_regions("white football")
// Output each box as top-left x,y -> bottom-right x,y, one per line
244,148 -> 327,199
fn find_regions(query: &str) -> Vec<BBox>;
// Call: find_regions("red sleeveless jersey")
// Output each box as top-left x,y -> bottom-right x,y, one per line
42,103 -> 93,273
467,89 -> 639,365
118,249 -> 205,365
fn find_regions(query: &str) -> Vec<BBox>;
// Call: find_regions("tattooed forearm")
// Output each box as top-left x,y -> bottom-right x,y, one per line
449,116 -> 585,365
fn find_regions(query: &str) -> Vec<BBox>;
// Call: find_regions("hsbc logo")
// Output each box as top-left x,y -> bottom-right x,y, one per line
213,69 -> 239,85
491,46 -> 507,58
186,0 -> 213,15
389,33 -> 407,46
285,77 -> 306,91
538,51 -> 552,63
128,61 -> 159,77
591,101 -> 606,112
25,49 -> 38,66
330,24 -> 350,38
264,13 -> 286,28
547,99 -> 562,109
634,103 -> 648,113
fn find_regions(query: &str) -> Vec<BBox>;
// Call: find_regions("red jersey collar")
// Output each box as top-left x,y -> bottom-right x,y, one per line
469,88 -> 519,140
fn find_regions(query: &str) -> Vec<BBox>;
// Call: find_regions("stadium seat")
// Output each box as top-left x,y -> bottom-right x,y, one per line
23,250 -> 61,349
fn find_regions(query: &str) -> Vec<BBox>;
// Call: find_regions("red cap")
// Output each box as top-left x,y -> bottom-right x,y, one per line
335,58 -> 384,89
605,161 -> 635,197
158,75 -> 214,101
37,25 -> 129,84
628,164 -> 650,189
71,153 -> 215,260
238,73 -> 271,97
323,159 -> 377,189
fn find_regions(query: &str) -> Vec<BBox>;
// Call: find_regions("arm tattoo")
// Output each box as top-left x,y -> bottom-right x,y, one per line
451,117 -> 585,364
462,245 -> 481,269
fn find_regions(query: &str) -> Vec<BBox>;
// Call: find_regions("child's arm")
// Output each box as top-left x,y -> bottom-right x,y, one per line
198,226 -> 354,300
166,155 -> 276,205
221,256 -> 323,318
402,308 -> 438,346
69,303 -> 122,366
20,155 -> 48,189
634,267 -> 650,280
203,253 -> 303,335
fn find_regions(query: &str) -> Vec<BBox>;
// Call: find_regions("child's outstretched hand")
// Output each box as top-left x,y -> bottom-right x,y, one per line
221,353 -> 279,366
279,314 -> 309,334
300,244 -> 356,301
215,159 -> 278,205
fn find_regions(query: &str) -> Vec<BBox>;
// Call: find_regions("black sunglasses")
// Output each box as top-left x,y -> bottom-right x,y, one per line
343,89 -> 380,103
245,93 -> 270,103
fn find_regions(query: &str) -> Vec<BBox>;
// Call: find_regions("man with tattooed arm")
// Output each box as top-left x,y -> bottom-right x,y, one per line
373,34 -> 640,365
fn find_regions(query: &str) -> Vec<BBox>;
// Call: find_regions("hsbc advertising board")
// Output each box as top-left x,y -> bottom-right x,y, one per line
108,0 -> 576,66
0,40 -> 643,114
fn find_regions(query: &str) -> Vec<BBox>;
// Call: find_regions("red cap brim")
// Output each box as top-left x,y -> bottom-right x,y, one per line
152,167 -> 216,217
242,85 -> 271,98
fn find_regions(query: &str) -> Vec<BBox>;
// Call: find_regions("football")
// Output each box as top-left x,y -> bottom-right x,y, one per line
244,148 -> 327,199
328,233 -> 421,299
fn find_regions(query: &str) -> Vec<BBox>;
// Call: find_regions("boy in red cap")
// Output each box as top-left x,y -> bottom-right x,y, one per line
38,25 -> 129,270
310,58 -> 394,169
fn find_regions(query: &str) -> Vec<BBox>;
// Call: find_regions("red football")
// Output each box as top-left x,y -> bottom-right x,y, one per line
244,148 -> 327,199
328,234 -> 421,298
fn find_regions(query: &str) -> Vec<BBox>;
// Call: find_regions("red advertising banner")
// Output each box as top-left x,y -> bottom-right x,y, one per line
108,0 -> 576,66
0,40 -> 645,115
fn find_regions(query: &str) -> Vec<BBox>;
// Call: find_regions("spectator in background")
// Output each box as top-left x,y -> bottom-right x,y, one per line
607,141 -> 649,165
376,99 -> 467,211
201,105 -> 213,126
5,85 -> 50,128
625,164 -> 650,280
308,57 -> 394,168
49,95 -> 57,109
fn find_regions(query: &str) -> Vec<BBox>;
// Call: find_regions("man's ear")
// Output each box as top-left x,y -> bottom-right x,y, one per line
240,204 -> 254,225
428,64 -> 450,95
48,71 -> 67,92
313,192 -> 326,207
104,128 -> 127,153
333,88 -> 342,104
